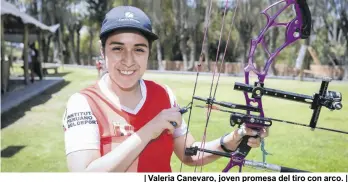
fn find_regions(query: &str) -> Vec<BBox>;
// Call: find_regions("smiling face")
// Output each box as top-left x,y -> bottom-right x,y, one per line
101,29 -> 150,91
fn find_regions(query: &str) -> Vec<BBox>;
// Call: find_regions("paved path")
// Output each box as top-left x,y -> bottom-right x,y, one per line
1,77 -> 64,114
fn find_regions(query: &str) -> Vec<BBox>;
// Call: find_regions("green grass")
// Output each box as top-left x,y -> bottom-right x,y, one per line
1,67 -> 348,172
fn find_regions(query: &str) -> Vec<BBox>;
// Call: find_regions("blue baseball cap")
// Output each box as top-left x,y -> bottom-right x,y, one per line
100,6 -> 158,41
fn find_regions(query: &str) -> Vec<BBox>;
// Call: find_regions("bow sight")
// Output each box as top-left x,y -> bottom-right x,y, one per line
234,78 -> 343,130
183,78 -> 345,172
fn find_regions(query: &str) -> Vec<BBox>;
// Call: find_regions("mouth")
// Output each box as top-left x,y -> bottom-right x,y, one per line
119,70 -> 136,76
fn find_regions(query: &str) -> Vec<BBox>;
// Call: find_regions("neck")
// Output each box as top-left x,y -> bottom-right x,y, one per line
106,75 -> 141,99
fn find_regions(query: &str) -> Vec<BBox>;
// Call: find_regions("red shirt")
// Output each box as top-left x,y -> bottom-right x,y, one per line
80,80 -> 175,172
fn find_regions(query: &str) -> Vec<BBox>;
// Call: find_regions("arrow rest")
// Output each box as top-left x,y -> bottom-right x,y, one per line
230,113 -> 272,128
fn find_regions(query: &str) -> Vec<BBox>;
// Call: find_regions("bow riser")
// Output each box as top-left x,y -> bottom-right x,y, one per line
230,0 -> 312,173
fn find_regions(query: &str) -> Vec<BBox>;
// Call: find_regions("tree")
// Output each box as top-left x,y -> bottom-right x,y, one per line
85,0 -> 111,65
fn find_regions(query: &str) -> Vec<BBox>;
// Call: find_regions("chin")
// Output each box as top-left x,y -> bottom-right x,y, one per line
117,81 -> 138,90
110,74 -> 140,91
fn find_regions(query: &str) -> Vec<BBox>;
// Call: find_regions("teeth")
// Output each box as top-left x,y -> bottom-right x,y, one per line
120,70 -> 135,75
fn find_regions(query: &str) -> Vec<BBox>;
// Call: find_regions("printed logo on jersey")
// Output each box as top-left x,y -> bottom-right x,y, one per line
112,121 -> 134,136
65,111 -> 97,129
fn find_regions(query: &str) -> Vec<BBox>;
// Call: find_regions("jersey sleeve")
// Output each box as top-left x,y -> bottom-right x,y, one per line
164,85 -> 188,138
62,93 -> 100,155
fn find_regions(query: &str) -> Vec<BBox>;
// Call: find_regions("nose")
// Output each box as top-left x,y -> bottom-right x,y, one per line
121,49 -> 135,67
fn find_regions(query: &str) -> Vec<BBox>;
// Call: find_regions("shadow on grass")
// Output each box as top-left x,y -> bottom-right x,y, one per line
43,71 -> 71,78
1,80 -> 70,129
1,145 -> 26,158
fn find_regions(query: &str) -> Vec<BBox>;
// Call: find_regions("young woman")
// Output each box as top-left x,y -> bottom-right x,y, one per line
62,6 -> 268,172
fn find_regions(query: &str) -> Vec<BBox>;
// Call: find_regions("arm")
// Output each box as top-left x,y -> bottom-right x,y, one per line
64,93 -> 182,172
63,93 -> 153,172
66,123 -> 154,172
173,130 -> 243,166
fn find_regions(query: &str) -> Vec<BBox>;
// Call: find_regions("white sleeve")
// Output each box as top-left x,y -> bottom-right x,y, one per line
62,93 -> 100,155
164,85 -> 188,138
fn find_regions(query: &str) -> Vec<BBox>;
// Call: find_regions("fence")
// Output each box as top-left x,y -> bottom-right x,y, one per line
159,61 -> 345,80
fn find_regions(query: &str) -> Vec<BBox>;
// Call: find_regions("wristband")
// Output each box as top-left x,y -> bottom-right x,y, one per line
220,133 -> 234,153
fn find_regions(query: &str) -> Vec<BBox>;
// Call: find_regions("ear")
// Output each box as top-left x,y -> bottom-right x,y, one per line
99,40 -> 108,70
99,40 -> 105,60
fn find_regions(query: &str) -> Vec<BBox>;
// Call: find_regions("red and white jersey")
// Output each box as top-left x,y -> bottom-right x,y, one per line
62,73 -> 187,172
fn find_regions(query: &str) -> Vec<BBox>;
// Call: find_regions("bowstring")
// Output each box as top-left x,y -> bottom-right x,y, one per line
210,0 -> 240,173
197,0 -> 236,173
212,0 -> 240,104
179,0 -> 214,172
213,0 -> 242,172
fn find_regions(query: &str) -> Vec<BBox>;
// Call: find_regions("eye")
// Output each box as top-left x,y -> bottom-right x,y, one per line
112,47 -> 122,51
135,48 -> 145,52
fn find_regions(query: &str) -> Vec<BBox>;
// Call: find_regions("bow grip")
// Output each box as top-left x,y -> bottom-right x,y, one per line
236,136 -> 253,157
235,126 -> 261,157
296,0 -> 311,39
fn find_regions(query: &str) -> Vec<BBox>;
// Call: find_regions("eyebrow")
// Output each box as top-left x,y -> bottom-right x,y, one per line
109,41 -> 148,48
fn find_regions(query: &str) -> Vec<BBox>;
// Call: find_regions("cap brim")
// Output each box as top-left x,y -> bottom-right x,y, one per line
100,23 -> 158,41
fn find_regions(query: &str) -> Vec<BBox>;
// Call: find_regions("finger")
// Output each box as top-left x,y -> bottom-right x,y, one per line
248,137 -> 261,145
166,122 -> 175,135
169,121 -> 178,127
247,137 -> 261,148
260,127 -> 269,138
244,127 -> 260,136
237,126 -> 258,138
248,141 -> 260,148
166,106 -> 180,112
164,112 -> 182,128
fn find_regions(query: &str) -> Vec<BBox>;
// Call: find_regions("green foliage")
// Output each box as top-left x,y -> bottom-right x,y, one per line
7,0 -> 346,68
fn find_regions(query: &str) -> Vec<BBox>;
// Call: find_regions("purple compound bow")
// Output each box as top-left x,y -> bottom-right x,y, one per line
179,0 -> 345,173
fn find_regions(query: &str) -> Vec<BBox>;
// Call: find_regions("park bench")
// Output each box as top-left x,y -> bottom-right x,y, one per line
42,65 -> 59,75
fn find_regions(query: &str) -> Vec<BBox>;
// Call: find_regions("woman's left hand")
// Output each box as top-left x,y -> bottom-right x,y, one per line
224,126 -> 269,151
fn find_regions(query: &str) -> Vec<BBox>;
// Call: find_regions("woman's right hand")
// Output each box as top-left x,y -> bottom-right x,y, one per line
145,107 -> 183,139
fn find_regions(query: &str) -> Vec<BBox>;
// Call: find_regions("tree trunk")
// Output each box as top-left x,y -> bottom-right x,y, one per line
153,27 -> 163,70
68,24 -> 78,64
23,24 -> 29,85
270,28 -> 279,75
132,0 -> 139,7
63,35 -> 76,64
172,0 -> 180,34
298,38 -> 310,81
172,0 -> 188,70
76,24 -> 82,65
179,0 -> 188,71
202,0 -> 210,71
42,35 -> 51,63
88,27 -> 95,65
345,40 -> 348,79
188,29 -> 196,71
267,0 -> 279,75
180,37 -> 188,71
48,2 -> 60,63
